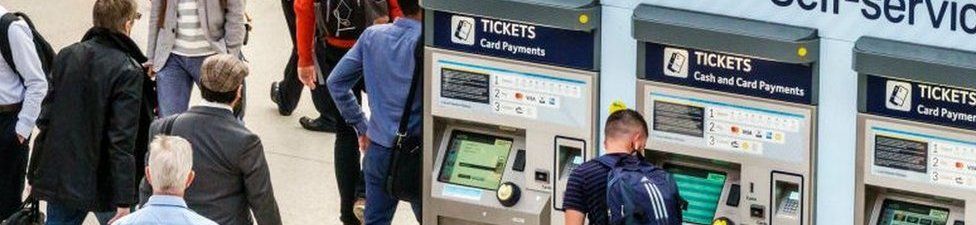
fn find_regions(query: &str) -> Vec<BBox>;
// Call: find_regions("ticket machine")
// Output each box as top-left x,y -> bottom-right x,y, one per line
633,5 -> 819,225
854,37 -> 976,225
421,0 -> 601,224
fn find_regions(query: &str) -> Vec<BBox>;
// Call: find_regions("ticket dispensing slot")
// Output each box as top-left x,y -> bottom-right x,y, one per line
853,37 -> 976,225
553,137 -> 585,212
633,4 -> 819,225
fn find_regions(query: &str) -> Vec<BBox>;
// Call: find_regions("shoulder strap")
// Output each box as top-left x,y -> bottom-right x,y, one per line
0,13 -> 21,76
162,114 -> 182,135
395,34 -> 423,137
157,0 -> 168,29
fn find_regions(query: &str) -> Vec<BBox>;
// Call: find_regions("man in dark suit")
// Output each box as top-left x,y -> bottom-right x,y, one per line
140,54 -> 282,225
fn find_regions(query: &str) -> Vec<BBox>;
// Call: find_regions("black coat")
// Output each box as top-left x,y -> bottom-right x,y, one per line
28,27 -> 154,212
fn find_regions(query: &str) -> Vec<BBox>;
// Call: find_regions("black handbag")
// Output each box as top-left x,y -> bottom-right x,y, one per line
384,35 -> 424,202
1,196 -> 44,225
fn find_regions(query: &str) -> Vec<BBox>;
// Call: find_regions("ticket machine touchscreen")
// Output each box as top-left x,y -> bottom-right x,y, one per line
665,164 -> 728,225
438,130 -> 514,190
877,199 -> 950,225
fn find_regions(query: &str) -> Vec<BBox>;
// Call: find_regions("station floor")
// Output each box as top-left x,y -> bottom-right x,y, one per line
6,0 -> 420,224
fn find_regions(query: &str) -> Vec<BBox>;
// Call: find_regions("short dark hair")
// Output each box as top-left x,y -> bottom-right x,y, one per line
199,87 -> 238,104
604,109 -> 649,140
398,0 -> 421,16
93,0 -> 139,33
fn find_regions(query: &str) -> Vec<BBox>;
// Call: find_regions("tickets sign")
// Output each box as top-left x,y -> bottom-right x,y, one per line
643,42 -> 815,104
432,11 -> 596,70
865,75 -> 976,131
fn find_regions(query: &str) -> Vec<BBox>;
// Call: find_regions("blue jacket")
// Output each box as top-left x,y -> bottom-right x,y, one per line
327,18 -> 422,148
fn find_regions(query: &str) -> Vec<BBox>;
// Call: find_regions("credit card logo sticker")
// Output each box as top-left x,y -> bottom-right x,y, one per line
663,47 -> 689,78
451,16 -> 476,46
886,80 -> 912,112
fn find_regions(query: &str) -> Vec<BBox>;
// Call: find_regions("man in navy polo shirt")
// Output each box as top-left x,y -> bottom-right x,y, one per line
563,109 -> 660,225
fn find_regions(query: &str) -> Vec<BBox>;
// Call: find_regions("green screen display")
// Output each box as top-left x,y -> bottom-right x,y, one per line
877,199 -> 949,225
665,164 -> 727,225
438,131 -> 514,190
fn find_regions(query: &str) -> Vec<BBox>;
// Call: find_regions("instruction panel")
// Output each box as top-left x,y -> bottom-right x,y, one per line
869,125 -> 976,190
646,89 -> 810,163
434,57 -> 589,129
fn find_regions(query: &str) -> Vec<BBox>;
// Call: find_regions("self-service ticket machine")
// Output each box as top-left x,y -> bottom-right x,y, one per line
632,5 -> 819,225
854,37 -> 976,225
420,0 -> 600,224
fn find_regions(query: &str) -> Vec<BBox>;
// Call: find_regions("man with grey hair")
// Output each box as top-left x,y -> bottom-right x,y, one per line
114,136 -> 216,225
141,54 -> 282,225
28,0 -> 154,224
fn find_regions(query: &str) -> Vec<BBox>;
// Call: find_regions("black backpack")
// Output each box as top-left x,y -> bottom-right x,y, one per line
315,0 -> 369,40
0,12 -> 56,77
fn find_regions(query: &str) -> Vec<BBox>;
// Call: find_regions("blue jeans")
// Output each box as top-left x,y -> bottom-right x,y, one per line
363,142 -> 421,225
45,203 -> 114,225
156,54 -> 207,117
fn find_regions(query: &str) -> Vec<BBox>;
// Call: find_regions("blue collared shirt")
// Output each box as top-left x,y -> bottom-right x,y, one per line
113,195 -> 217,225
0,5 -> 49,138
327,18 -> 422,148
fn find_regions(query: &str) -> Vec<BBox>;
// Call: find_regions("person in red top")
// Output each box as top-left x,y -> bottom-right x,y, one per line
270,0 -> 400,118
293,0 -> 390,224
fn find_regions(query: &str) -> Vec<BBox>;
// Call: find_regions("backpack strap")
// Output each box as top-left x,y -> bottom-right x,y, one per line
0,13 -> 21,76
393,32 -> 423,146
157,0 -> 168,29
161,114 -> 182,135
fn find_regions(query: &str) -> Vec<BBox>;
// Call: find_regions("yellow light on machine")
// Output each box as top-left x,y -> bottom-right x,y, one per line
797,46 -> 809,58
579,14 -> 590,24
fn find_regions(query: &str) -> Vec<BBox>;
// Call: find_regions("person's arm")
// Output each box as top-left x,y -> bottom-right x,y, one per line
106,69 -> 143,221
387,0 -> 403,20
565,210 -> 586,225
7,22 -> 47,142
222,0 -> 247,56
562,166 -> 589,225
239,136 -> 282,225
326,35 -> 367,135
294,0 -> 317,88
146,0 -> 163,70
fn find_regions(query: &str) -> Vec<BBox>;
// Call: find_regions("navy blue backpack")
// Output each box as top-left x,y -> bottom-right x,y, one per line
597,154 -> 683,225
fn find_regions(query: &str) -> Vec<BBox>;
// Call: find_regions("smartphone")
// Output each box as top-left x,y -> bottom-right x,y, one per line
667,52 -> 686,73
889,85 -> 909,106
454,20 -> 473,41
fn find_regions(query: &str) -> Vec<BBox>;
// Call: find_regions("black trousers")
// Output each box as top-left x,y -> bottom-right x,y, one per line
277,0 -> 335,122
0,111 -> 27,219
316,37 -> 367,225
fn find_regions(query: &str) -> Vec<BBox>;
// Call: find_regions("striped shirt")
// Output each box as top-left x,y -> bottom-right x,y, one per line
563,153 -> 632,225
172,0 -> 215,56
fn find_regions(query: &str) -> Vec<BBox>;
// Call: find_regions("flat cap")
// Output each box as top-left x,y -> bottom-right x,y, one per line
200,54 -> 248,93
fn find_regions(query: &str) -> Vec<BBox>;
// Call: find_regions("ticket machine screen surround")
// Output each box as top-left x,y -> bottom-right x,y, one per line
877,199 -> 950,225
438,130 -> 515,190
664,164 -> 728,225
